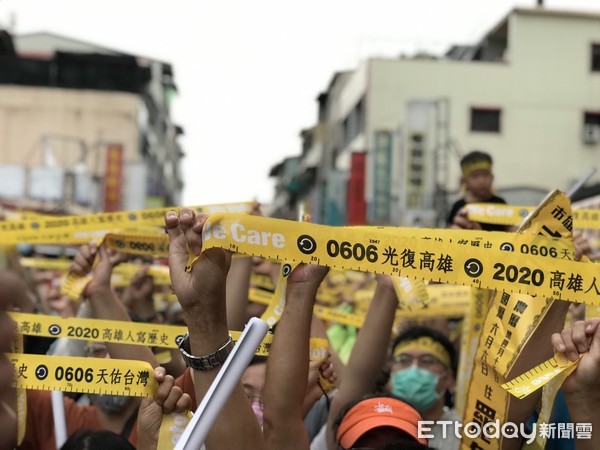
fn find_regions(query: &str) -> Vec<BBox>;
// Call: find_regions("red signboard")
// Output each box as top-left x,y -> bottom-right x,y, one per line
103,144 -> 123,212
347,152 -> 367,225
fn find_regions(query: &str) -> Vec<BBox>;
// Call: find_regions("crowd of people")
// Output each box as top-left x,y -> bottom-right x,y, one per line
0,151 -> 598,450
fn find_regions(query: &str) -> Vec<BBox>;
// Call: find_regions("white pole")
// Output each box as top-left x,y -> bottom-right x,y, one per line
51,391 -> 67,448
174,317 -> 269,450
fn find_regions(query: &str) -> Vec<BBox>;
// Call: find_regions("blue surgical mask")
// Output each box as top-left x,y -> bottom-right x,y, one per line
391,366 -> 441,413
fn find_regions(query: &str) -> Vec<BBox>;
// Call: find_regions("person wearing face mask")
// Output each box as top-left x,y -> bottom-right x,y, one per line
389,327 -> 459,450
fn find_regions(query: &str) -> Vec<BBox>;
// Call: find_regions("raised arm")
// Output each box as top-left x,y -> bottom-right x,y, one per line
552,318 -> 600,450
137,366 -> 192,450
70,243 -> 158,367
325,275 -> 398,450
165,209 -> 265,450
261,263 -> 329,450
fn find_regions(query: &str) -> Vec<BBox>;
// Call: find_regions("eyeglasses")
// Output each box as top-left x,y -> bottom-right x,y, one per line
393,353 -> 444,369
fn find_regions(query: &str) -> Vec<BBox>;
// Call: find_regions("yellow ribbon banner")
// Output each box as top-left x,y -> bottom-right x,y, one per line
195,212 -> 597,305
466,203 -> 600,230
9,353 -> 157,397
9,312 -> 328,360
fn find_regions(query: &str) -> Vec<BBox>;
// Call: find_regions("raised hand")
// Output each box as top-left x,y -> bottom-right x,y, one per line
164,209 -> 232,322
70,242 -> 126,297
552,318 -> 600,396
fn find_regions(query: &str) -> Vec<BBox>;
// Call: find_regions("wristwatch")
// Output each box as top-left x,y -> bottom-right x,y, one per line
178,333 -> 234,371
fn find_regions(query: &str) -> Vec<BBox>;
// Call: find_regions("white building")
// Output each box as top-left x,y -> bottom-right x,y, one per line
292,7 -> 600,226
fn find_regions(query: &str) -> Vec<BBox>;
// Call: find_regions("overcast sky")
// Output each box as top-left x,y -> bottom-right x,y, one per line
2,0 -> 600,206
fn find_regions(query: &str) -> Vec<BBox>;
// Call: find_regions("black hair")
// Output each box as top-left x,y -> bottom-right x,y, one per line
378,443 -> 434,449
460,150 -> 492,170
60,430 -> 135,450
391,326 -> 457,374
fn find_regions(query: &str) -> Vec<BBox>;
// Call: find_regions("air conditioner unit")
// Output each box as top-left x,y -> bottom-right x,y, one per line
582,124 -> 600,145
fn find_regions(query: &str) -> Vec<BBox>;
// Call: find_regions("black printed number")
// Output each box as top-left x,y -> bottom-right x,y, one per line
493,263 -> 544,287
67,326 -> 99,339
55,366 -> 94,383
129,242 -> 155,252
520,244 -> 557,258
326,240 -> 378,263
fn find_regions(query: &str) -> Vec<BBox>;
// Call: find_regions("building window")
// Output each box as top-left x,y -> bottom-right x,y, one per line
470,108 -> 501,133
582,112 -> 600,145
591,44 -> 600,72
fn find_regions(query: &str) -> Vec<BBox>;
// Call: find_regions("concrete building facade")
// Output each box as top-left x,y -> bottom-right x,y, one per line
271,7 -> 600,226
0,31 -> 184,213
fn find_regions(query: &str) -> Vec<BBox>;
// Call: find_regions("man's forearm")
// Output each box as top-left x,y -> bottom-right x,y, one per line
88,287 -> 158,367
566,393 -> 600,450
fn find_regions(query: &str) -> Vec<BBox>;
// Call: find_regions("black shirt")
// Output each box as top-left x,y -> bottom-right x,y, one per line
446,195 -> 508,231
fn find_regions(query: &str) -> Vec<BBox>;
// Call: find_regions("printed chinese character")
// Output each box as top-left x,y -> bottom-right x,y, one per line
400,249 -> 416,269
490,323 -> 499,336
419,252 -> 435,271
136,332 -> 147,343
567,274 -> 584,292
436,254 -> 453,273
508,314 -> 520,327
16,363 -> 28,379
20,322 -> 30,334
561,249 -> 572,260
96,368 -> 109,384
160,334 -> 169,346
557,423 -> 574,439
484,385 -> 493,400
137,370 -> 150,387
513,300 -> 528,314
562,216 -> 573,232
485,336 -> 494,349
575,423 -> 592,439
484,241 -> 492,249
32,323 -> 41,334
481,362 -> 488,376
584,277 -> 600,295
551,206 -> 567,221
110,369 -> 122,384
497,306 -> 505,320
124,370 -> 134,385
539,423 -> 556,439
550,271 -> 566,290
500,293 -> 510,305
382,247 -> 399,266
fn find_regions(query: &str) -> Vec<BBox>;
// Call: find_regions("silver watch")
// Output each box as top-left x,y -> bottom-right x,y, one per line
178,333 -> 234,371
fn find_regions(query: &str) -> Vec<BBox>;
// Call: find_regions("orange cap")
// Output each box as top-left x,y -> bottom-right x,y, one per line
336,397 -> 427,448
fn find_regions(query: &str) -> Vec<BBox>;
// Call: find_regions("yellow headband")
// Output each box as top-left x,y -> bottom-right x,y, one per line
461,160 -> 492,177
393,337 -> 452,368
